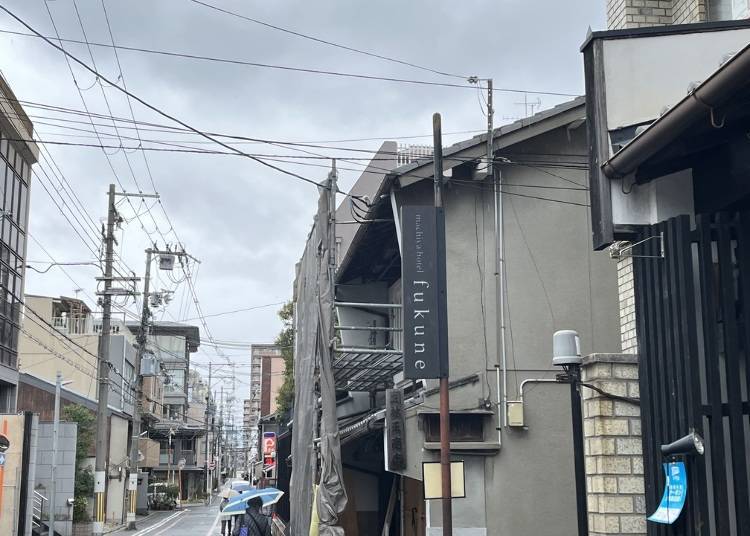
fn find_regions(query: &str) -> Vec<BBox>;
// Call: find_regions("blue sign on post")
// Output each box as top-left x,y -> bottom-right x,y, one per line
0,453 -> 5,466
647,461 -> 687,524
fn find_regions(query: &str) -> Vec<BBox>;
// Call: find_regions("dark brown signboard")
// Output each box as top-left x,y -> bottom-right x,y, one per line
385,389 -> 406,471
401,205 -> 449,379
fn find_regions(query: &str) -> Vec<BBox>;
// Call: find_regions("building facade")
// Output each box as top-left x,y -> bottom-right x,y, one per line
247,344 -> 284,464
583,14 -> 750,536
292,113 -> 622,534
0,75 -> 37,413
17,294 -> 138,527
606,0 -> 749,29
128,321 -> 206,500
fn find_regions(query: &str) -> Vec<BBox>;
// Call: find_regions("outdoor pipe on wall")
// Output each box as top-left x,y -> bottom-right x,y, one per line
493,166 -> 507,445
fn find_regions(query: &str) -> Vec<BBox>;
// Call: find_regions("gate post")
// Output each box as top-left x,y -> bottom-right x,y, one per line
582,353 -> 646,536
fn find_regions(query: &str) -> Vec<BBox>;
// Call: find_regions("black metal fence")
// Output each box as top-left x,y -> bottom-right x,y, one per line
634,213 -> 750,536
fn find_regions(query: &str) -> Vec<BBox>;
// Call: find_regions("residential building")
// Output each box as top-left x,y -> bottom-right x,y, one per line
291,114 -> 621,535
249,344 -> 284,418
583,17 -> 750,536
17,294 -> 137,527
0,75 -> 38,412
127,321 -> 205,500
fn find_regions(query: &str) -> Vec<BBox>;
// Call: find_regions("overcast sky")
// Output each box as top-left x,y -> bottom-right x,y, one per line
0,0 -> 605,413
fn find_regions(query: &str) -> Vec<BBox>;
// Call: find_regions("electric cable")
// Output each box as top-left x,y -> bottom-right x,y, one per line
0,6 -> 327,189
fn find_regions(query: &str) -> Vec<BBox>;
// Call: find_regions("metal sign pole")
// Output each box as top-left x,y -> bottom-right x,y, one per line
433,113 -> 453,536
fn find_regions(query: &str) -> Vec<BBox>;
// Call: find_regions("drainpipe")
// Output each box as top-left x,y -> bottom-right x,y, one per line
494,166 -> 507,443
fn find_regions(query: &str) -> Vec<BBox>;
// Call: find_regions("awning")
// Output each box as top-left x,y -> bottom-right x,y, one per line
333,348 -> 402,392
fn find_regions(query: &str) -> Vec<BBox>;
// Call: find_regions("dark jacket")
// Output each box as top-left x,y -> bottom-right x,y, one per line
232,510 -> 271,536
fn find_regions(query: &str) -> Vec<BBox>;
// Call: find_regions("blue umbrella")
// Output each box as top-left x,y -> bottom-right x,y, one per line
220,488 -> 284,517
232,482 -> 253,493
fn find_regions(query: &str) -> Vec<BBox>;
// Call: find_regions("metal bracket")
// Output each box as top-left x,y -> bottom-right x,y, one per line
609,234 -> 665,260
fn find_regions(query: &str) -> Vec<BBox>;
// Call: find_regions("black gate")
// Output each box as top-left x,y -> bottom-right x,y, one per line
634,213 -> 750,536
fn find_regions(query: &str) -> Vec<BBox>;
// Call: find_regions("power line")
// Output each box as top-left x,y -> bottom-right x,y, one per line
0,27 -> 581,97
186,0 -> 470,80
0,95 -> 590,164
0,6 -> 327,189
177,302 -> 285,322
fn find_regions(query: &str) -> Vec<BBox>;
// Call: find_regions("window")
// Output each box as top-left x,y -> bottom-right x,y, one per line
165,369 -> 186,394
708,0 -> 743,20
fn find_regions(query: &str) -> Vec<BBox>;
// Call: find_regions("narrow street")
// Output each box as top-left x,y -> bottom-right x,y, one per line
113,501 -> 224,536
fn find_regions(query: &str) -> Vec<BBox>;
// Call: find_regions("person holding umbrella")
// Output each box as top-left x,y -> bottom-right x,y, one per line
232,497 -> 270,536
219,495 -> 232,536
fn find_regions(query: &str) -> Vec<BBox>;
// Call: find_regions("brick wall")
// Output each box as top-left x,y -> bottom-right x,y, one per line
582,354 -> 646,536
607,0 -> 673,28
672,0 -> 708,23
617,257 -> 638,354
607,0 -> 706,28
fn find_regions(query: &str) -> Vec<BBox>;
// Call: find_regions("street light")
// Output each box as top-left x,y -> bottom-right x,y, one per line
51,372 -> 74,536
552,330 -> 588,536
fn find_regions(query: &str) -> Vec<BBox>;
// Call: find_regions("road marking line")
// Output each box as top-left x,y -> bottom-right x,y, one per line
152,516 -> 187,536
132,510 -> 185,535
206,510 -> 222,536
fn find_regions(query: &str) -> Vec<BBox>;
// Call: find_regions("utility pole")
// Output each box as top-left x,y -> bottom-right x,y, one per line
219,385 -> 224,485
433,114 -> 453,536
126,247 -> 152,530
127,243 -> 193,527
93,184 -> 117,536
205,362 -> 212,498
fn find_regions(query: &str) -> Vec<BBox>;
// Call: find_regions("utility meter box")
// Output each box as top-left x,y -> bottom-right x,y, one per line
507,401 -> 525,427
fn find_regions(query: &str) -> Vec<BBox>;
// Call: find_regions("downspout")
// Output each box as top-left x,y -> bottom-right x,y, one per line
493,166 -> 507,443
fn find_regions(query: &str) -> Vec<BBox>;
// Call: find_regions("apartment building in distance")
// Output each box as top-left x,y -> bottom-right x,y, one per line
0,74 -> 38,412
247,344 -> 285,463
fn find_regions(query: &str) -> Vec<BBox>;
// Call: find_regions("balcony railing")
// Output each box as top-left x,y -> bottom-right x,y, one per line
52,316 -> 92,335
52,316 -> 125,335
159,450 -> 196,466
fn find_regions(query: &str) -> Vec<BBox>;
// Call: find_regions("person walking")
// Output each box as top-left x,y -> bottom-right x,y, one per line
232,497 -> 271,536
220,496 -> 232,536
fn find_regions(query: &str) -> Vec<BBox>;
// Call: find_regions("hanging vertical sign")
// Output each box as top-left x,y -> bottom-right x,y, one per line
263,432 -> 277,478
401,205 -> 449,379
647,461 -> 687,524
385,389 -> 406,471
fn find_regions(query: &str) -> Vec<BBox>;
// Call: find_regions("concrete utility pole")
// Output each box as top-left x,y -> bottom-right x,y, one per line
126,248 -> 152,530
433,114 -> 453,536
205,362 -> 212,498
219,385 -> 224,485
127,243 -> 194,527
93,184 -> 117,536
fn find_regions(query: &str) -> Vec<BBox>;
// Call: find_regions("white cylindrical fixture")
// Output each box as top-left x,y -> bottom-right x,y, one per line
552,329 -> 582,367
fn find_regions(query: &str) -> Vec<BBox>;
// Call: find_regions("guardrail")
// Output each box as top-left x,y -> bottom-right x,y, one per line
32,490 -> 47,529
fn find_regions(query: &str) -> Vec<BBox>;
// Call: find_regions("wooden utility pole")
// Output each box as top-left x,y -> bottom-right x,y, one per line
93,184 -> 117,536
433,113 -> 453,536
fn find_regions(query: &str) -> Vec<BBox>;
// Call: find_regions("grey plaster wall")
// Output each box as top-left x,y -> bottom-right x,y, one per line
392,121 -> 620,535
35,421 -> 77,536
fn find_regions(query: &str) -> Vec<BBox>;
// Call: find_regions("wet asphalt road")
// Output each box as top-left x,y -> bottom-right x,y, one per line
112,499 -> 226,536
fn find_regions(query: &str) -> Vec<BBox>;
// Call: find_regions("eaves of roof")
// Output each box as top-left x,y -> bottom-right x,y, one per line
602,41 -> 750,179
